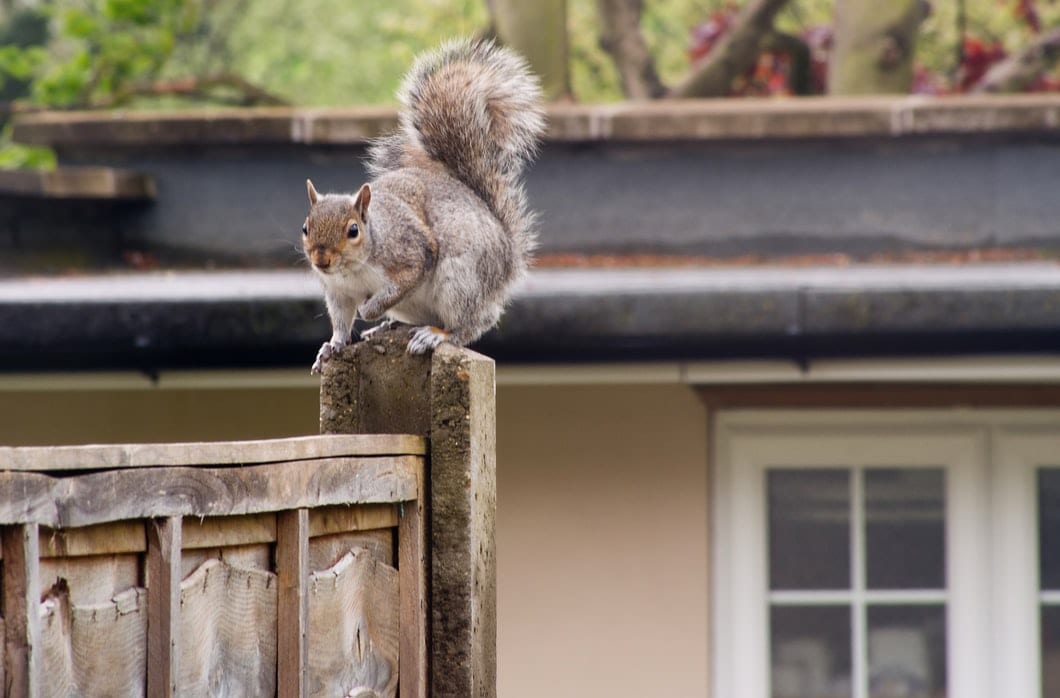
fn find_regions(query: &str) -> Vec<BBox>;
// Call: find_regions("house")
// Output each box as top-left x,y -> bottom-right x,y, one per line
2,96 -> 1060,697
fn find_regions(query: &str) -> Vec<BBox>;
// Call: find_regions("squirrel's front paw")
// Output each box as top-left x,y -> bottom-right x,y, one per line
310,339 -> 345,375
407,326 -> 451,355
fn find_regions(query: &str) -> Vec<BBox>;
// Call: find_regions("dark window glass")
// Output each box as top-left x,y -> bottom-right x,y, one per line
771,605 -> 852,698
867,604 -> 947,698
769,469 -> 851,590
865,469 -> 946,590
1039,470 -> 1060,590
1041,606 -> 1060,698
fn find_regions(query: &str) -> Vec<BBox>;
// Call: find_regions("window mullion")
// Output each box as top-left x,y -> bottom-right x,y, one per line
853,467 -> 867,698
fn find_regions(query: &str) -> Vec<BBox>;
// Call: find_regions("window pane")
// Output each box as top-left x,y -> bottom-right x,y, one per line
771,605 -> 851,698
865,469 -> 945,590
1042,606 -> 1060,698
1039,469 -> 1060,590
769,469 -> 850,590
867,605 -> 946,698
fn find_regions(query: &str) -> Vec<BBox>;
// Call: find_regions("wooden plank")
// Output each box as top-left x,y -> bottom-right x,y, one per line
2,524 -> 40,698
38,520 -> 145,559
276,509 -> 309,698
0,434 -> 426,473
398,463 -> 428,698
309,503 -> 399,537
182,513 -> 276,551
146,517 -> 181,698
696,383 -> 1060,409
0,505 -> 400,560
0,455 -> 421,527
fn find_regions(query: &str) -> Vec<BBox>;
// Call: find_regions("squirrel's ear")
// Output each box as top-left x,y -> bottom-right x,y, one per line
354,183 -> 371,218
306,179 -> 319,205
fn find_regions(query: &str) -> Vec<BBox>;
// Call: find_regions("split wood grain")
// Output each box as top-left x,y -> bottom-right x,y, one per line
2,524 -> 40,698
0,434 -> 425,472
277,509 -> 309,697
0,455 -> 419,527
146,517 -> 181,698
307,549 -> 399,696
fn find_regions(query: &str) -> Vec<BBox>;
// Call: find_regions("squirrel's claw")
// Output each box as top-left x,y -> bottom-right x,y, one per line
310,339 -> 345,375
407,326 -> 451,355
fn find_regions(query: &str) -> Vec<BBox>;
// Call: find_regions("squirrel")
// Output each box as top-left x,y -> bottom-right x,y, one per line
302,38 -> 545,374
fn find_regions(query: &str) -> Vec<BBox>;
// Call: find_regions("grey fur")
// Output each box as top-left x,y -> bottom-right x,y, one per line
305,39 -> 545,367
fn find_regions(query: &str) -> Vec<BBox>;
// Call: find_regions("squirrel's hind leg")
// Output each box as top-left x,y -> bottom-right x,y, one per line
407,326 -> 452,354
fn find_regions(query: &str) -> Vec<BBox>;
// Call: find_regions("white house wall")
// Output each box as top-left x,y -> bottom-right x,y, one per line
496,384 -> 710,697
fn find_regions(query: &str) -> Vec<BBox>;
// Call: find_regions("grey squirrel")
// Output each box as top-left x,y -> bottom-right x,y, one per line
303,38 -> 545,373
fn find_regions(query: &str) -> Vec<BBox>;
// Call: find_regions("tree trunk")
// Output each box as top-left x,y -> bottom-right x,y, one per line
973,28 -> 1060,94
486,0 -> 571,101
669,0 -> 791,98
595,0 -> 665,99
829,0 -> 926,95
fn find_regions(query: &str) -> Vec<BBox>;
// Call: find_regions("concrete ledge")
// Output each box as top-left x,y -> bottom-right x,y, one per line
1,266 -> 1059,370
12,95 -> 1060,147
0,167 -> 155,200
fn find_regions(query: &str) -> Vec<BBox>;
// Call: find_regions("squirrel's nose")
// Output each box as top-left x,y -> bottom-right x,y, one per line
311,252 -> 331,271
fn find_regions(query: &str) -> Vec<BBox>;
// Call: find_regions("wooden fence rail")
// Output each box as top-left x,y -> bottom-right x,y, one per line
0,434 -> 427,698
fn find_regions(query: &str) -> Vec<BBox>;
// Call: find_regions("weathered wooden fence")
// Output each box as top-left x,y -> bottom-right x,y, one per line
0,335 -> 497,697
0,432 -> 430,697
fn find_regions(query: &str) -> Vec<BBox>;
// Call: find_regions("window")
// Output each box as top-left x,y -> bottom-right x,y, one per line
713,412 -> 1060,698
769,468 -> 947,698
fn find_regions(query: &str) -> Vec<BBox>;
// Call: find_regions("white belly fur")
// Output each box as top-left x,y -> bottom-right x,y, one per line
388,278 -> 441,326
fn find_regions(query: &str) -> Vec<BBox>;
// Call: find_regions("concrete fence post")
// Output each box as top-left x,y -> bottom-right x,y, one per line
319,329 -> 497,698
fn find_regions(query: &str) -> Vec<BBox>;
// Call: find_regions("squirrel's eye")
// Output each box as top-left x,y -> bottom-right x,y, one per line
301,222 -> 308,236
347,222 -> 359,239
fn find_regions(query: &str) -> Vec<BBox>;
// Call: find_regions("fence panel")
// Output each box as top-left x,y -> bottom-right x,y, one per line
0,434 -> 426,698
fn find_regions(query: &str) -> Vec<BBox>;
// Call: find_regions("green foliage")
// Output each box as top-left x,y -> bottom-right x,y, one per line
2,0 -> 1058,112
203,0 -> 488,105
0,0 -> 1054,170
0,8 -> 48,101
25,0 -> 198,108
0,124 -> 55,170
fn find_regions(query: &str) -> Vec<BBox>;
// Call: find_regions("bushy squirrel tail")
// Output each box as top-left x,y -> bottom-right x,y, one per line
369,39 -> 545,260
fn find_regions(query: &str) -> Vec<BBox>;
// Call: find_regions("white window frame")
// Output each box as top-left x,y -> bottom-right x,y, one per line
712,410 -> 1060,698
992,426 -> 1060,698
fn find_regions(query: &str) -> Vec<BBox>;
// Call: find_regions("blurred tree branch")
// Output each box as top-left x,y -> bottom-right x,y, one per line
595,0 -> 665,99
973,28 -> 1060,93
93,74 -> 289,108
669,0 -> 792,97
595,0 -> 795,98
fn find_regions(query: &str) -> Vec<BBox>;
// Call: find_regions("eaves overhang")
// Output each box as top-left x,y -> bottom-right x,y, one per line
1,265 -> 1059,373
